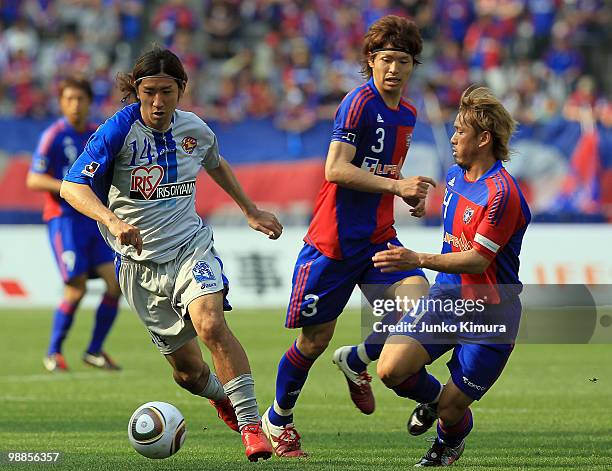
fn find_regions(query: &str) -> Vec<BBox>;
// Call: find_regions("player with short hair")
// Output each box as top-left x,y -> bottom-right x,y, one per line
372,86 -> 530,466
60,47 -> 282,462
261,15 -> 435,457
27,76 -> 122,372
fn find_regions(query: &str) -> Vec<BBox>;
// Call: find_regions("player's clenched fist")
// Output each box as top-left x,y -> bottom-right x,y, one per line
394,176 -> 435,199
109,218 -> 143,255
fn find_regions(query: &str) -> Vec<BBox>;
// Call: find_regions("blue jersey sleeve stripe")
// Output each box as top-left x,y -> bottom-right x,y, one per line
490,173 -> 510,226
344,89 -> 364,129
497,170 -> 512,224
31,120 -> 63,172
351,93 -> 375,129
493,174 -> 508,225
488,174 -> 504,225
347,89 -> 374,129
344,87 -> 368,128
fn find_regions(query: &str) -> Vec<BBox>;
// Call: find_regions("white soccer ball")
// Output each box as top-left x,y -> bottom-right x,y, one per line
128,401 -> 187,459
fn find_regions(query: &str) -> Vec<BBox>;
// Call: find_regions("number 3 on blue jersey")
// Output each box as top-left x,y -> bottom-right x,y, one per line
371,128 -> 385,153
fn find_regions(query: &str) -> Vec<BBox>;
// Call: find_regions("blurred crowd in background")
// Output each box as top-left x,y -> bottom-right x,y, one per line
0,0 -> 610,223
0,0 -> 610,127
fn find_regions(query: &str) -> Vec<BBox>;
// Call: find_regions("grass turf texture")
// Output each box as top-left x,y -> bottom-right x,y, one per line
1,308 -> 611,470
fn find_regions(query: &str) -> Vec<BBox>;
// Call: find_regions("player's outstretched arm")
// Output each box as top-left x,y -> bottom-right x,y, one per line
372,243 -> 490,274
26,172 -> 62,194
206,157 -> 283,239
60,181 -> 143,254
326,141 -> 435,198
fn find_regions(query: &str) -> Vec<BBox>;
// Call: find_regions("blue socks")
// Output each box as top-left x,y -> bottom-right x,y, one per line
87,294 -> 119,354
47,300 -> 78,355
391,367 -> 442,403
268,341 -> 314,426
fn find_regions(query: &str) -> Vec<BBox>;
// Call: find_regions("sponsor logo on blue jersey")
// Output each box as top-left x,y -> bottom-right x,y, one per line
443,231 -> 472,251
361,156 -> 399,177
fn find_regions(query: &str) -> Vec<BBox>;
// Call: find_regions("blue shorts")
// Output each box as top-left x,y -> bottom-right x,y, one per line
392,295 -> 521,400
285,238 -> 426,328
48,215 -> 115,283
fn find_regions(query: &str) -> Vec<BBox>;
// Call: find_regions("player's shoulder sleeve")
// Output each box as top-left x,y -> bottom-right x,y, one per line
473,169 -> 529,260
64,104 -> 138,185
30,119 -> 64,174
400,98 -> 418,121
330,85 -> 375,147
182,110 -> 220,170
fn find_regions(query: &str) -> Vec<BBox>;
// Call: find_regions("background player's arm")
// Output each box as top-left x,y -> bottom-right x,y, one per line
325,141 -> 435,198
206,156 -> 283,239
399,172 -> 426,217
372,243 -> 490,274
60,181 -> 142,254
26,172 -> 62,194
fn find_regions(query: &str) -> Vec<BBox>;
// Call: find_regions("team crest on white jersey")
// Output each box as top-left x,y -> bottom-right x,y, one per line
193,261 -> 215,283
181,136 -> 197,154
463,207 -> 474,224
130,165 -> 164,200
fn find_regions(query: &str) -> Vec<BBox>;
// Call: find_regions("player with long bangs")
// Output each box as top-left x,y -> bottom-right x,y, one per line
27,76 -> 122,372
372,86 -> 530,466
261,15 -> 435,457
60,47 -> 282,462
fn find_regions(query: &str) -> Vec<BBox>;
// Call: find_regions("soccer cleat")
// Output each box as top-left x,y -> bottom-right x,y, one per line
241,423 -> 273,462
408,402 -> 439,436
261,408 -> 308,458
415,438 -> 465,467
332,346 -> 375,414
82,351 -> 121,370
43,353 -> 68,372
209,397 -> 239,432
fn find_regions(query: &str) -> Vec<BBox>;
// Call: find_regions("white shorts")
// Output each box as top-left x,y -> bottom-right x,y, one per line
117,229 -> 231,354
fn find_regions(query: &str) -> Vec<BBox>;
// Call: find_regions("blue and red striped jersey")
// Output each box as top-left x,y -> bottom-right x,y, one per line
306,77 -> 417,260
30,118 -> 98,222
434,161 -> 531,302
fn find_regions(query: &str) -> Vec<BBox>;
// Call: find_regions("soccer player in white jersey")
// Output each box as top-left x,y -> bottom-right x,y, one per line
61,47 -> 281,462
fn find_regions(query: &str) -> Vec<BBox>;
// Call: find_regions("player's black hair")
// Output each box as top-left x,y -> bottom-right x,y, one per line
360,15 -> 423,79
116,46 -> 188,103
58,75 -> 93,101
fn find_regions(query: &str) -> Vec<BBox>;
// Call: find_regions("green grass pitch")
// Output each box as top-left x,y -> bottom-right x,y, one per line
1,307 -> 611,470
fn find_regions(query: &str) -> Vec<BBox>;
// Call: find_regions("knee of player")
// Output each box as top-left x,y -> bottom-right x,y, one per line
193,311 -> 228,344
376,360 -> 402,387
297,334 -> 331,358
63,285 -> 86,305
104,281 -> 122,299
